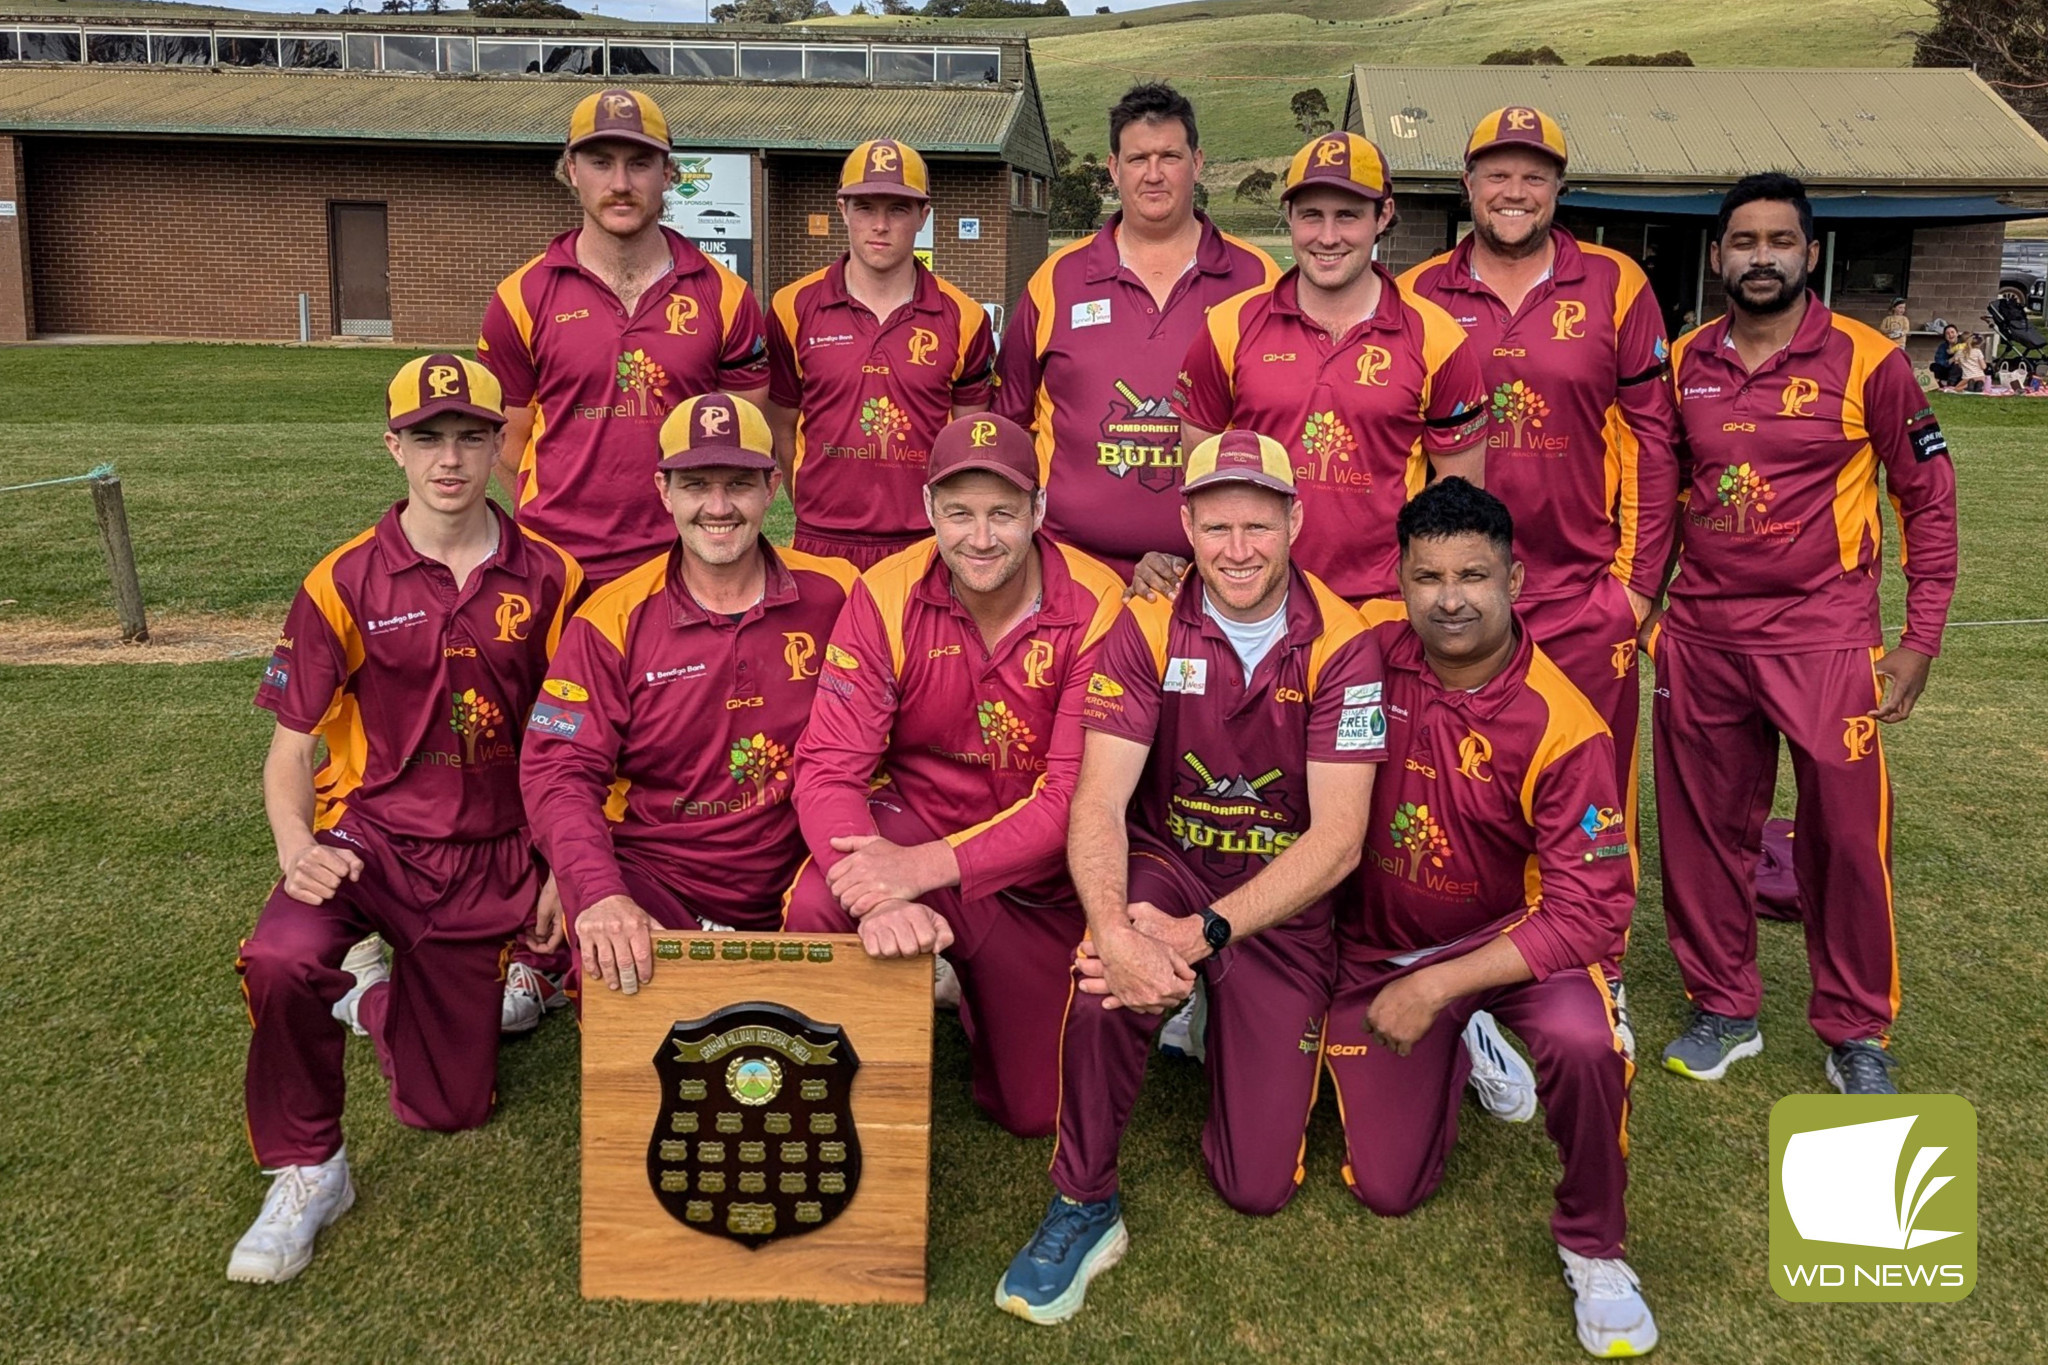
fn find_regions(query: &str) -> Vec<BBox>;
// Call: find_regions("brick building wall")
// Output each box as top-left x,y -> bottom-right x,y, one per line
1905,221 -> 2003,333
0,135 -> 31,342
1377,202 -> 1454,276
23,137 -> 578,344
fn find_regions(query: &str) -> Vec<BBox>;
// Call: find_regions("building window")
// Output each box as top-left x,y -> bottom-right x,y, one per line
1031,174 -> 1046,211
345,34 -> 379,69
1009,170 -> 1025,208
607,43 -> 669,76
477,40 -> 539,74
1830,225 -> 1912,297
0,32 -> 15,62
149,32 -> 209,64
673,44 -> 735,78
805,46 -> 868,81
20,29 -> 82,62
381,34 -> 435,72
284,37 -> 342,70
542,43 -> 601,75
86,32 -> 148,64
437,37 -> 474,72
216,35 -> 280,67
738,45 -> 802,80
873,47 -> 935,82
938,49 -> 998,84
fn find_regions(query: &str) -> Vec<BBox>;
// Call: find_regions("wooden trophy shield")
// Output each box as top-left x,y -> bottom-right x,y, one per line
581,932 -> 932,1304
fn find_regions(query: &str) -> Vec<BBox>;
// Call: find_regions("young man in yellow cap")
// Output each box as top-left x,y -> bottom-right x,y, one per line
479,86 -> 768,1030
766,139 -> 996,570
519,393 -> 856,995
231,355 -> 581,1285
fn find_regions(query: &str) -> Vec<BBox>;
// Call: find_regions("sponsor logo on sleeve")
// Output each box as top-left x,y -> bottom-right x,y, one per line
263,655 -> 290,689
1343,683 -> 1382,706
542,677 -> 589,703
1335,704 -> 1387,752
825,643 -> 860,671
1579,803 -> 1630,859
528,700 -> 585,739
1910,421 -> 1949,463
1087,672 -> 1126,699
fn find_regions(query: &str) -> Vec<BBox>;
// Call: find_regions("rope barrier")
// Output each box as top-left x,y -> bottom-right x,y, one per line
0,463 -> 115,495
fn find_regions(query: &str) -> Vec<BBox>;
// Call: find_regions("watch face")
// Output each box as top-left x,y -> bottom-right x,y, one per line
1204,914 -> 1231,949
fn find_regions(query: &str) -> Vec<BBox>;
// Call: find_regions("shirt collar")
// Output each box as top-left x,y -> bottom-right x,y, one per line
1699,290 -> 1834,370
820,255 -> 946,318
1269,263 -> 1404,333
909,532 -> 1083,627
541,225 -> 710,282
663,538 -> 800,630
372,499 -> 524,579
1081,210 -> 1237,286
1438,225 -> 1587,295
1171,561 -> 1326,647
1385,612 -> 1535,721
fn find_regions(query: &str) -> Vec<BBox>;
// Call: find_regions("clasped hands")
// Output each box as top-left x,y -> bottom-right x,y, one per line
827,834 -> 955,960
1075,902 -> 1205,1015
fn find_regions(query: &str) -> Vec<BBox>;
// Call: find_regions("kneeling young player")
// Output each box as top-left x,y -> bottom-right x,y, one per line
1324,479 -> 1654,1358
231,356 -> 580,1283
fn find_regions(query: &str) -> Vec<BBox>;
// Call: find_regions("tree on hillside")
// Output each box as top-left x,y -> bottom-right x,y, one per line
712,0 -> 832,19
471,0 -> 581,15
1914,0 -> 2048,134
1587,50 -> 1694,66
1290,88 -> 1334,136
1235,168 -> 1278,203
881,0 -> 917,11
1481,46 -> 1565,65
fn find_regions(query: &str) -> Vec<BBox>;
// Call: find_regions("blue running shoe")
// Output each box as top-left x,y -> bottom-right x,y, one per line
994,1193 -> 1127,1325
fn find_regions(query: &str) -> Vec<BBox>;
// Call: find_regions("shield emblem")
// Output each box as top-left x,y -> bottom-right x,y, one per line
647,1002 -> 863,1248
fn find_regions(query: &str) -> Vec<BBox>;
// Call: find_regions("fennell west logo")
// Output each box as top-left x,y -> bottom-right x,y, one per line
1769,1095 -> 1976,1302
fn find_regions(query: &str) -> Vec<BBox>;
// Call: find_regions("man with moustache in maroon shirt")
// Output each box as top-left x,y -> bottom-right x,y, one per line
519,394 -> 855,997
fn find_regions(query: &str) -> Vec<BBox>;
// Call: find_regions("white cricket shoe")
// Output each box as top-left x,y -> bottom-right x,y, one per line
933,954 -> 962,1012
226,1148 -> 355,1284
500,961 -> 568,1035
1157,978 -> 1208,1063
330,937 -> 390,1037
1558,1245 -> 1659,1358
1463,1009 -> 1537,1122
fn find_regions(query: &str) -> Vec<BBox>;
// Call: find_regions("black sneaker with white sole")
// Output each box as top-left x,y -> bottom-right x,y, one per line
1826,1039 -> 1900,1094
1661,1009 -> 1762,1081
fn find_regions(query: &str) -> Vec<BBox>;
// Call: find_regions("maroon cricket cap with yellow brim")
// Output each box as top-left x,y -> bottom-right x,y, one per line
656,393 -> 776,473
386,354 -> 505,432
839,139 -> 932,202
1465,105 -> 1569,170
566,87 -> 673,155
1282,131 -> 1391,203
926,413 -> 1037,492
1182,429 -> 1297,498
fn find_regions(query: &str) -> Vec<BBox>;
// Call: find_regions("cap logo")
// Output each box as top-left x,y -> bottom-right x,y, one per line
1355,346 -> 1392,387
968,419 -> 999,448
1312,137 -> 1348,169
601,92 -> 638,121
1505,108 -> 1537,131
868,143 -> 900,173
425,363 -> 463,400
698,404 -> 733,438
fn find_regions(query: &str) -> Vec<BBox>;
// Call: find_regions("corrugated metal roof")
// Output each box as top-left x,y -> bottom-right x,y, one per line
0,64 -> 1039,160
1346,66 -> 2048,189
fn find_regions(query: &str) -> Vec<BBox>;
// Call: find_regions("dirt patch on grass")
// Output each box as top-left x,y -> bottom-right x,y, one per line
0,611 -> 278,665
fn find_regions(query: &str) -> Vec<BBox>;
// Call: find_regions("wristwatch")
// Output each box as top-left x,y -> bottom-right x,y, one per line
1198,906 -> 1233,953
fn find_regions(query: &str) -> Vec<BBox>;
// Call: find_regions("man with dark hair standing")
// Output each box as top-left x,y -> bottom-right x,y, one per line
995,83 -> 1277,579
1650,173 -> 1957,1094
1324,478 -> 1651,1360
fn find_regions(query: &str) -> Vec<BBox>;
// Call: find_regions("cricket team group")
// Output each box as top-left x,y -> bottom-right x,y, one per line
226,79 -> 1958,1357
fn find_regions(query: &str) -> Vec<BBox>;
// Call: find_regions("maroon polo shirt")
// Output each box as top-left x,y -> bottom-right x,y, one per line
794,535 -> 1127,902
255,501 -> 582,843
1342,611 -> 1633,980
519,542 -> 856,928
477,226 -> 769,584
1400,229 -> 1681,601
1664,296 -> 1957,656
769,257 -> 995,544
1080,564 -> 1388,910
993,212 -> 1277,574
1174,265 -> 1489,602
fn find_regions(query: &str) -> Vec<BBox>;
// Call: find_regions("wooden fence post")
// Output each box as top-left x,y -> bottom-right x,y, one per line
90,474 -> 148,643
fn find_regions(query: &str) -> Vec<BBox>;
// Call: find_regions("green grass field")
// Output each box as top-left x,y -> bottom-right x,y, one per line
2,345 -> 2044,1363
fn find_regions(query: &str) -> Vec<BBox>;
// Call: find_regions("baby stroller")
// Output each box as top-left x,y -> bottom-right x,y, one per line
1983,295 -> 2048,379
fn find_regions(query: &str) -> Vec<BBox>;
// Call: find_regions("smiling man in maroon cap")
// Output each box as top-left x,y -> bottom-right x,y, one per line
519,392 -> 856,998
786,412 -> 1126,1137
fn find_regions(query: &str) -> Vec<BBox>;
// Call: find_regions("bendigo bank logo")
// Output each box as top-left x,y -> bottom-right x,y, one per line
869,143 -> 900,174
1355,346 -> 1393,387
968,418 -> 1000,448
666,293 -> 700,336
494,592 -> 533,643
1842,715 -> 1879,762
783,631 -> 818,680
1780,376 -> 1821,418
1551,299 -> 1586,341
1455,730 -> 1493,782
1022,638 -> 1055,689
906,328 -> 940,367
426,364 -> 463,399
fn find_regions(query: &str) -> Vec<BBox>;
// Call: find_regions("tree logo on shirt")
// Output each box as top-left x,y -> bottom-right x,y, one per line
1779,376 -> 1820,419
1490,379 -> 1551,450
1022,638 -> 1056,689
616,349 -> 672,417
783,632 -> 819,680
729,732 -> 793,803
1551,300 -> 1586,341
858,396 -> 912,459
449,688 -> 506,766
906,327 -> 940,367
1300,410 -> 1362,486
976,699 -> 1037,769
665,294 -> 700,336
494,592 -> 534,643
1390,802 -> 1452,881
1842,716 -> 1879,762
1354,345 -> 1393,387
1715,462 -> 1775,535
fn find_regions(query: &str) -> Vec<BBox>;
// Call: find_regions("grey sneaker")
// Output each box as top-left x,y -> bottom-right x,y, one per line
1661,1010 -> 1762,1081
1826,1039 -> 1900,1094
